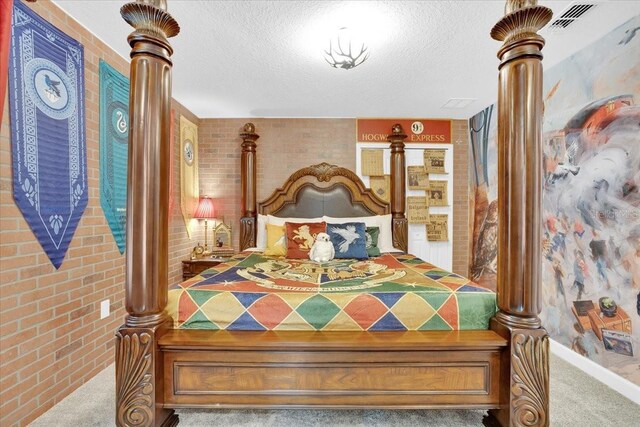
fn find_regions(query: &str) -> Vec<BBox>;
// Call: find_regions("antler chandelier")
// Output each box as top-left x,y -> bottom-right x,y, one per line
324,27 -> 370,70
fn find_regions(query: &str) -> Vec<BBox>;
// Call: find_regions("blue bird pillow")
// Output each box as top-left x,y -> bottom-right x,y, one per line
327,222 -> 368,259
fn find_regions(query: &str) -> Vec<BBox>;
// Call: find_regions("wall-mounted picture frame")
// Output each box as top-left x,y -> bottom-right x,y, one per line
423,149 -> 447,174
428,180 -> 448,206
407,166 -> 429,190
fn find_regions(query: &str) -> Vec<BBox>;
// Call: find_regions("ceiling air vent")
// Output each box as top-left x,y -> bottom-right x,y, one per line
547,3 -> 597,31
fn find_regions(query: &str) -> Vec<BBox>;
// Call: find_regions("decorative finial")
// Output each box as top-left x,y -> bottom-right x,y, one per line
491,0 -> 552,44
392,124 -> 403,135
136,0 -> 168,11
121,0 -> 180,39
504,0 -> 538,14
243,123 -> 255,133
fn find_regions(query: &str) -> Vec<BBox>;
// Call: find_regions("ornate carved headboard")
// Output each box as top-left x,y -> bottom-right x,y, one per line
239,123 -> 408,252
258,163 -> 388,218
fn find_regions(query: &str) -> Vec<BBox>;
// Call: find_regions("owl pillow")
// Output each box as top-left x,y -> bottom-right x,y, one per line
285,222 -> 326,259
327,222 -> 368,260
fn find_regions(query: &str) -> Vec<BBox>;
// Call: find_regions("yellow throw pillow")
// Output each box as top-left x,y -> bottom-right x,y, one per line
264,223 -> 287,256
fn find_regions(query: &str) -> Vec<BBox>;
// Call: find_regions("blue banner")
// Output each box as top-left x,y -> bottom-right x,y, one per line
9,1 -> 87,269
99,60 -> 129,254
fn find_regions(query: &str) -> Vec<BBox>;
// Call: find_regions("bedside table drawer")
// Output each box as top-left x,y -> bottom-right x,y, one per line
182,259 -> 228,281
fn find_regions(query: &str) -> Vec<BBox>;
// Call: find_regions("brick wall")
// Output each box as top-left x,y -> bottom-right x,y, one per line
451,119 -> 470,277
196,118 -> 470,278
0,2 -> 197,426
197,118 -> 357,251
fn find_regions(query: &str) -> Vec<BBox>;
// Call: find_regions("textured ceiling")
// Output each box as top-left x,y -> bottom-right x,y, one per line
53,1 -> 640,119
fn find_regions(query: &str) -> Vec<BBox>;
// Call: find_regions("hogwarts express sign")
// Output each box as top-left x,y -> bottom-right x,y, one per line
357,118 -> 452,143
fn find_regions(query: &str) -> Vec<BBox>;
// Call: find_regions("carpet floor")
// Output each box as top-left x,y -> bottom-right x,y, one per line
30,354 -> 638,426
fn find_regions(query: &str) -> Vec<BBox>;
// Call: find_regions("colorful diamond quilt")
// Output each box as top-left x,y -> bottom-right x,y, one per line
168,252 -> 497,331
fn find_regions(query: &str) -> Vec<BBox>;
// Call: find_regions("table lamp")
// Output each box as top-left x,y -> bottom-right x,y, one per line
193,196 -> 215,255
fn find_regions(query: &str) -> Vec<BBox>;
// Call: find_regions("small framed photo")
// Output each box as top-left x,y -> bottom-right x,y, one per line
408,166 -> 429,190
423,149 -> 447,174
428,180 -> 448,206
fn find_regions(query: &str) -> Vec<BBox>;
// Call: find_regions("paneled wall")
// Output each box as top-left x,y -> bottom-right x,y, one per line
0,2 -> 198,426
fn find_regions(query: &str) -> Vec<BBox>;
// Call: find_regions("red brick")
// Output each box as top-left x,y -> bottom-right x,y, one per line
0,327 -> 37,352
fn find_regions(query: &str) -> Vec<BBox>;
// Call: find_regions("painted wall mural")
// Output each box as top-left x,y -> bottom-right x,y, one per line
469,104 -> 498,291
469,15 -> 640,385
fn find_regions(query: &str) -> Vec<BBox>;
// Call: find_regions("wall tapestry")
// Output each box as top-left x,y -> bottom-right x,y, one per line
9,1 -> 86,269
469,15 -> 640,384
169,108 -> 175,215
99,60 -> 128,254
180,115 -> 199,238
0,0 -> 12,119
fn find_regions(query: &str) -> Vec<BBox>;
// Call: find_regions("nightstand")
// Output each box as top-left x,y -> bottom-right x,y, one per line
182,258 -> 228,280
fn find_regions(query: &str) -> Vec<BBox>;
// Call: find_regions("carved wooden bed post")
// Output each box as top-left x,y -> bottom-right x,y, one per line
388,124 -> 408,253
115,1 -> 179,426
240,123 -> 260,251
485,1 -> 552,426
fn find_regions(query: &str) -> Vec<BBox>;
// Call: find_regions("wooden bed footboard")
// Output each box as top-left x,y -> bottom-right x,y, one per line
115,0 -> 553,426
159,330 -> 507,409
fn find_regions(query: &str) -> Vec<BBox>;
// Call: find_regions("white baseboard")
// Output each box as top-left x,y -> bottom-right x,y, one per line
549,338 -> 640,404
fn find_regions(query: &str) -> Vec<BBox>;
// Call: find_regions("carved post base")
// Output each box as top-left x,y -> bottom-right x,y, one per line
484,317 -> 549,427
240,216 -> 256,251
392,217 -> 408,253
116,321 -> 177,427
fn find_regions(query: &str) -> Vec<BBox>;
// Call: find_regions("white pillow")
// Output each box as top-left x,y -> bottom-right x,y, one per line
323,214 -> 399,253
374,214 -> 397,253
255,214 -> 267,251
267,215 -> 323,227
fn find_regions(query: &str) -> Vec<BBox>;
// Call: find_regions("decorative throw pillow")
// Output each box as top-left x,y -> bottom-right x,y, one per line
365,226 -> 381,257
267,215 -> 323,227
327,222 -> 368,259
285,222 -> 327,259
264,223 -> 287,256
323,214 -> 397,252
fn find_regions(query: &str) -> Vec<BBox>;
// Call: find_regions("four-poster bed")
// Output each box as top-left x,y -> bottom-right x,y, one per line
115,1 -> 553,426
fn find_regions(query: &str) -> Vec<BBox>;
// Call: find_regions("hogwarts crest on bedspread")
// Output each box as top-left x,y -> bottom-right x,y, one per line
9,1 -> 87,269
168,252 -> 496,331
99,60 -> 129,254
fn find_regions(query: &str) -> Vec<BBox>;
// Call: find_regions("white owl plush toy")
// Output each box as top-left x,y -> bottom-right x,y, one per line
309,232 -> 335,263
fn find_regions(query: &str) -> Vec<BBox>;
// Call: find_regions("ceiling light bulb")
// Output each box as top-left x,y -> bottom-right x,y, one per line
324,27 -> 370,70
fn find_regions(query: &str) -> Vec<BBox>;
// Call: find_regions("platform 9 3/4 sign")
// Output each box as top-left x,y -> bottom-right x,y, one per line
357,118 -> 451,143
